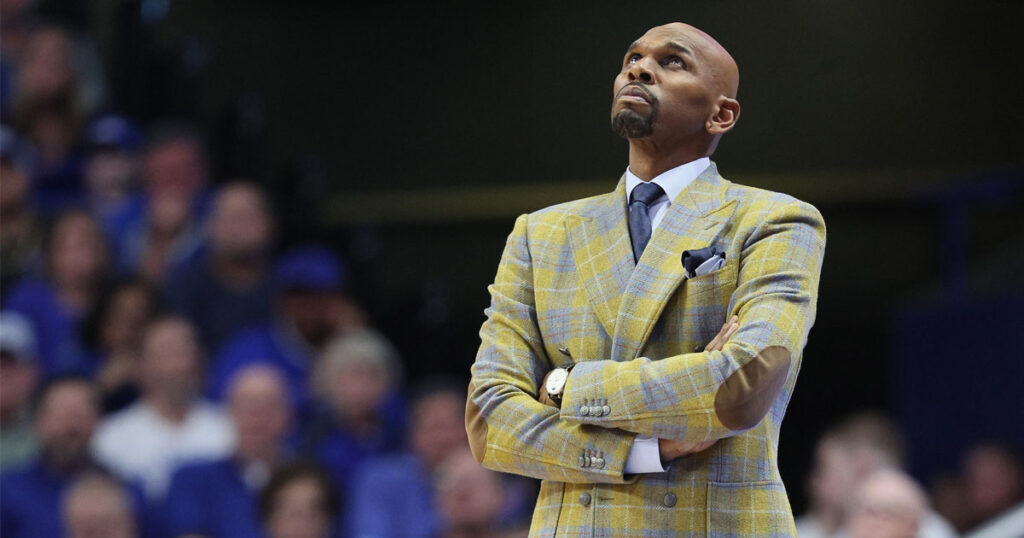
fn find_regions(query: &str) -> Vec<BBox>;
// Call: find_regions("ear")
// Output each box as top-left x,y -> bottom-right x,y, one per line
707,97 -> 740,135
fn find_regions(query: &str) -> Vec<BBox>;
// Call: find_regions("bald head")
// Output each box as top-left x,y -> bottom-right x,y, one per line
648,23 -> 739,98
612,22 -> 741,162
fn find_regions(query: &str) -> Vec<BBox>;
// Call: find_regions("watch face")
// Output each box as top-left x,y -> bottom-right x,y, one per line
546,368 -> 568,395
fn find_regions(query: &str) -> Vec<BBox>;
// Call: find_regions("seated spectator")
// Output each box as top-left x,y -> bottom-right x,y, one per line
0,377 -> 142,538
116,121 -> 210,283
63,471 -> 138,538
846,469 -> 929,538
11,25 -> 90,214
347,380 -> 469,538
79,278 -> 162,413
5,209 -> 109,377
0,311 -> 40,471
91,316 -> 233,500
164,364 -> 292,538
306,329 -> 405,493
208,246 -> 365,418
435,449 -> 506,538
165,181 -> 275,352
795,412 -> 956,538
82,114 -> 145,245
259,462 -> 339,538
0,125 -> 43,289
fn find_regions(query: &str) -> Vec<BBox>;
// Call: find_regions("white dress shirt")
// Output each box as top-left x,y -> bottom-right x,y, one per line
621,156 -> 711,474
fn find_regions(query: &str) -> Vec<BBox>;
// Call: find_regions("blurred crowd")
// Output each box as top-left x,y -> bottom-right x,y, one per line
794,413 -> 1024,538
0,3 -> 533,538
2,3 -> 1023,538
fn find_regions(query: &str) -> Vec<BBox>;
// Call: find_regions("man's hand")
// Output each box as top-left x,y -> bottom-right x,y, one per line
658,315 -> 739,462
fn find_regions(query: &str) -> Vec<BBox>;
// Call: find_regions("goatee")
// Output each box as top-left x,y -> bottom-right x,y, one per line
612,108 -> 656,138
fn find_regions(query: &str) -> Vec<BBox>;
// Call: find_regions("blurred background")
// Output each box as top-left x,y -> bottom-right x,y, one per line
1,1 -> 1022,537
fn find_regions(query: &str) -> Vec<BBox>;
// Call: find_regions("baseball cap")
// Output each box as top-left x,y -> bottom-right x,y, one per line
274,246 -> 347,293
0,311 -> 38,362
86,115 -> 144,153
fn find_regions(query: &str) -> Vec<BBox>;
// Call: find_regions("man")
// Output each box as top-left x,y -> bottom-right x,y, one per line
163,364 -> 293,538
63,472 -> 139,538
208,245 -> 364,416
465,22 -> 827,535
846,469 -> 929,538
91,316 -> 233,500
0,377 -> 143,538
0,311 -> 40,471
348,381 -> 470,538
165,181 -> 275,351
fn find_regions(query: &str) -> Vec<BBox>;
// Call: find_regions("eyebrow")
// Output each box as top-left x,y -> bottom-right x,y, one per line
625,40 -> 695,58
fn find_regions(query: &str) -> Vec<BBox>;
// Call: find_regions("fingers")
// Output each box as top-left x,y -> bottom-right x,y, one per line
705,316 -> 739,352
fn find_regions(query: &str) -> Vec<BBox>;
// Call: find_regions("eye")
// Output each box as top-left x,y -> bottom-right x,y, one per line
626,53 -> 641,65
663,55 -> 686,69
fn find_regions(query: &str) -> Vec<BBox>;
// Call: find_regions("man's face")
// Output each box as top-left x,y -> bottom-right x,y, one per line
36,382 -> 99,468
611,25 -> 721,141
139,320 -> 201,403
0,354 -> 37,418
410,392 -> 468,469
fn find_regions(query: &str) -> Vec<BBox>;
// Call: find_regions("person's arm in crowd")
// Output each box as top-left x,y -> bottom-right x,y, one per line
558,199 -> 826,448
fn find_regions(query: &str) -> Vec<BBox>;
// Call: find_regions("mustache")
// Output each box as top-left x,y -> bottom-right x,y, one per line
616,82 -> 657,104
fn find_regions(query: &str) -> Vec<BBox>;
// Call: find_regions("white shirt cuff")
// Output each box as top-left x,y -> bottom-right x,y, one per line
623,435 -> 667,474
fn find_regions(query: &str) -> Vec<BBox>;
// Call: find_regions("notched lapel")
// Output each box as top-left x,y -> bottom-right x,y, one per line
612,163 -> 737,361
567,179 -> 634,339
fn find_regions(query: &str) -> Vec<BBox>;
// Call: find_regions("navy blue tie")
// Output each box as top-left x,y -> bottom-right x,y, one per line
628,182 -> 666,262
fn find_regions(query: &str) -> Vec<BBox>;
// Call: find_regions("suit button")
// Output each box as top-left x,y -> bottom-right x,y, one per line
593,457 -> 605,469
579,405 -> 589,416
589,406 -> 602,416
579,492 -> 591,507
602,405 -> 611,415
664,492 -> 677,507
578,456 -> 586,467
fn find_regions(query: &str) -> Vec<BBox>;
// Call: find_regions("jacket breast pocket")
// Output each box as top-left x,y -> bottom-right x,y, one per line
682,262 -> 737,300
706,480 -> 795,536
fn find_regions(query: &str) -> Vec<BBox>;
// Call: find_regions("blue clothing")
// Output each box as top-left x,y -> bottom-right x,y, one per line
163,458 -> 264,538
307,392 -> 407,495
2,277 -> 93,377
0,460 -> 150,538
208,322 -> 312,412
164,255 -> 273,353
347,453 -> 437,538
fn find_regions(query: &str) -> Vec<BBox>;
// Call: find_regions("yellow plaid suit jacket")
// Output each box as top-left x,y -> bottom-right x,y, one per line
466,162 -> 826,537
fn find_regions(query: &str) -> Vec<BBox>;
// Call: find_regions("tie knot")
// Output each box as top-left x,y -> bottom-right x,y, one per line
630,182 -> 665,206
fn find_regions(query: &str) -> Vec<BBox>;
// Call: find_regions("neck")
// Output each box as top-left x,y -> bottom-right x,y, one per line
445,524 -> 494,538
212,253 -> 263,288
147,394 -> 191,424
627,138 -> 707,181
237,444 -> 278,466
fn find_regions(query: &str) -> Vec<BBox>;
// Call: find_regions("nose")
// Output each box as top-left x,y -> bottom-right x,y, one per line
627,58 -> 655,84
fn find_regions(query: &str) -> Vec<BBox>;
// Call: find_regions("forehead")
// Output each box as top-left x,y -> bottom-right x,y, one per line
629,26 -> 705,56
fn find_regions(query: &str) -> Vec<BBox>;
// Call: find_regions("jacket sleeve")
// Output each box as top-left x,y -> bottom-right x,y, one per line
559,199 -> 826,442
466,214 -> 637,484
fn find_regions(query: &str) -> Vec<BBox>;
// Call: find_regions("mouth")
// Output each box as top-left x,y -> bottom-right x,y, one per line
616,84 -> 654,105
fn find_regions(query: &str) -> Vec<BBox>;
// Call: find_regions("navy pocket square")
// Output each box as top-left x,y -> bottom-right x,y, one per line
682,246 -> 726,279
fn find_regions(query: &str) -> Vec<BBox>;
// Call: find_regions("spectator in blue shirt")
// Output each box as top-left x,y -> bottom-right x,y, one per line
4,209 -> 110,378
303,329 -> 406,499
0,125 -> 43,290
63,471 -> 140,538
82,114 -> 146,250
346,381 -> 469,538
207,246 -> 365,419
163,364 -> 293,538
114,121 -> 211,284
0,377 -> 144,538
165,181 -> 275,353
0,311 -> 41,471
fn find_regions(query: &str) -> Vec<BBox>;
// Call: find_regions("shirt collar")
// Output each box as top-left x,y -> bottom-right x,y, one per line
625,157 -> 711,205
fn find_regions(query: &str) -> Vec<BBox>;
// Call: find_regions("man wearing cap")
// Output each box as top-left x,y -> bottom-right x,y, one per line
82,114 -> 146,246
0,311 -> 41,471
207,246 -> 365,417
466,22 -> 826,535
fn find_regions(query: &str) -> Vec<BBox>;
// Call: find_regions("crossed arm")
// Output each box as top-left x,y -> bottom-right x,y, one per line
466,199 -> 826,482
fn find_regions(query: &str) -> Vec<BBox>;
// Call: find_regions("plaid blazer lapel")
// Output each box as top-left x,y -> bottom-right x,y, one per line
567,178 -> 635,339
612,162 -> 737,361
